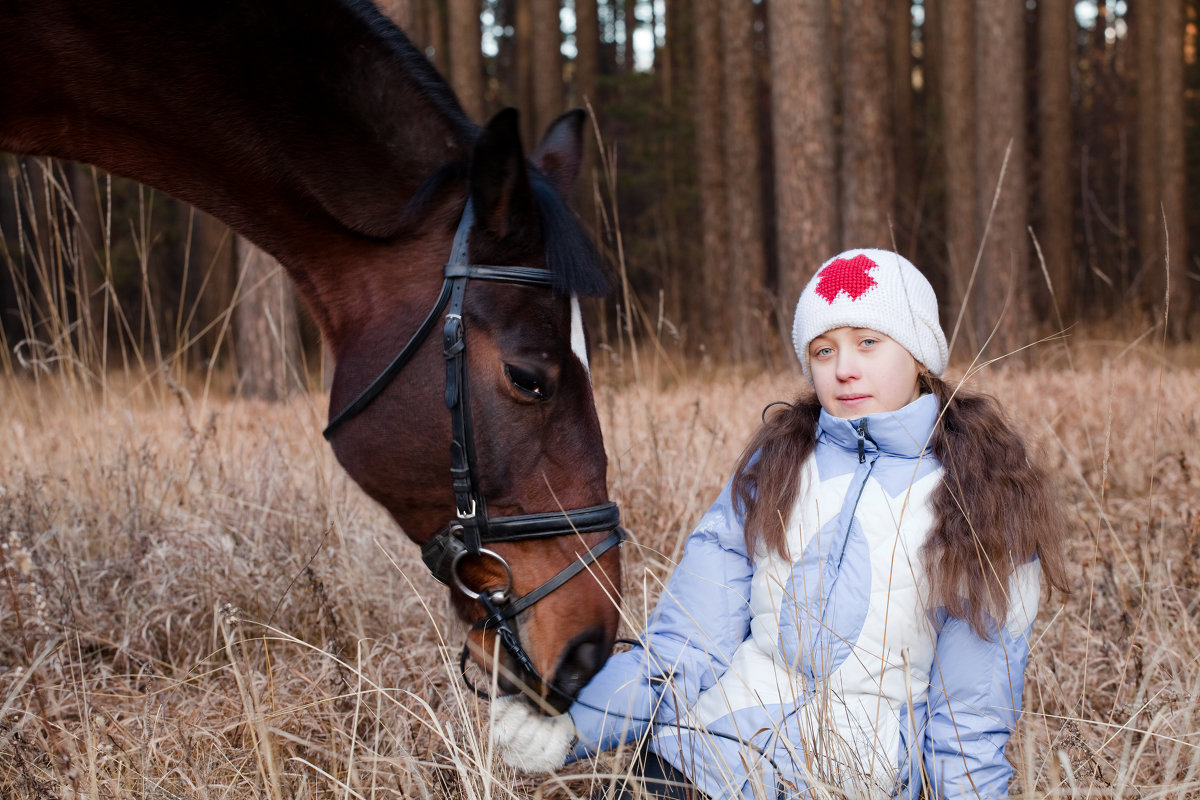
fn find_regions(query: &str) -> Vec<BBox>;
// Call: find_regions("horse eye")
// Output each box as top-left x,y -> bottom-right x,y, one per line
504,364 -> 550,399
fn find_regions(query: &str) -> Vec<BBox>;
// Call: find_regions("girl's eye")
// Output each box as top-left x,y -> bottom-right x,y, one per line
813,346 -> 832,358
860,338 -> 877,348
505,364 -> 551,399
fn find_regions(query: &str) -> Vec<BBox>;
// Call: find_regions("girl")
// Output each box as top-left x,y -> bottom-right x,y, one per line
492,249 -> 1069,800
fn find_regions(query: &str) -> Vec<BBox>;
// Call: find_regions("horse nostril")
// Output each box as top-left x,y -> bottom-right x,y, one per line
551,627 -> 609,709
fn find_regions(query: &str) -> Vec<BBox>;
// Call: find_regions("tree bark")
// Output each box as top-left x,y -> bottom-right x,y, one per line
719,0 -> 767,361
769,0 -> 837,324
530,0 -> 564,137
691,0 -> 730,359
1036,0 -> 1074,324
936,1 -> 978,357
514,0 -> 535,143
234,237 -> 303,400
973,0 -> 1029,359
189,209 -> 237,369
889,0 -> 916,253
447,0 -> 484,121
375,0 -> 415,31
1156,0 -> 1189,337
841,0 -> 896,250
424,0 -> 447,67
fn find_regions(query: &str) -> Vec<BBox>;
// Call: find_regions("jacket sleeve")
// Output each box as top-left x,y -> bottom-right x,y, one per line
568,477 -> 755,758
921,561 -> 1042,799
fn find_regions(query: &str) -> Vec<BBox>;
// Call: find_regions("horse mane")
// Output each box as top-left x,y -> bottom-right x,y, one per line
351,0 -> 471,131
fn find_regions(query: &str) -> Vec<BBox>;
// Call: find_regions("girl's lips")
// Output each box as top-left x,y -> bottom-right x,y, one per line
838,394 -> 871,403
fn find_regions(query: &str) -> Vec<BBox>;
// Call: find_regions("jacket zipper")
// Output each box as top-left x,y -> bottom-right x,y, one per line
856,418 -> 869,463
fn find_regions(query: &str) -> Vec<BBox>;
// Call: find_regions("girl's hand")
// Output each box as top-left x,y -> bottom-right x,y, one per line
489,694 -> 576,772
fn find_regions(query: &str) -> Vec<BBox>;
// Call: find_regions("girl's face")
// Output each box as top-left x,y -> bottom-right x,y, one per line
808,327 -> 921,419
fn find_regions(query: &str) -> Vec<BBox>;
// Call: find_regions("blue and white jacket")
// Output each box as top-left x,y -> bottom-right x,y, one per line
569,393 -> 1042,799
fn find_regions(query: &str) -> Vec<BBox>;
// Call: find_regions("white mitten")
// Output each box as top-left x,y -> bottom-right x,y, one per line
489,694 -> 576,773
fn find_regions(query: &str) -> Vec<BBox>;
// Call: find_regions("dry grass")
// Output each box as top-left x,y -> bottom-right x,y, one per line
4,156 -> 1199,798
2,336 -> 1199,799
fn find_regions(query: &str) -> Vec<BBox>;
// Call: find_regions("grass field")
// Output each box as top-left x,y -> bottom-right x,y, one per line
2,334 -> 1199,798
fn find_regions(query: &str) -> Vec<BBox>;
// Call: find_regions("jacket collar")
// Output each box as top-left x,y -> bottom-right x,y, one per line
817,392 -> 939,459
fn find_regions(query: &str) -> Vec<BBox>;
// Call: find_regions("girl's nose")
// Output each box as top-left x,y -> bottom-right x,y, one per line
835,353 -> 860,381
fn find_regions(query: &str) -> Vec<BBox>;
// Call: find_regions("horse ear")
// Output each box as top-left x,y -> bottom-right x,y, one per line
531,109 -> 586,196
470,107 -> 534,238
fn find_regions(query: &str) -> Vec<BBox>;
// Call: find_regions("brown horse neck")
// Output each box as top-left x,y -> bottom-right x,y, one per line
0,0 -> 475,342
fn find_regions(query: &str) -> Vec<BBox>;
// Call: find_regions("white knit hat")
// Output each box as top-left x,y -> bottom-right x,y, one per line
792,248 -> 948,381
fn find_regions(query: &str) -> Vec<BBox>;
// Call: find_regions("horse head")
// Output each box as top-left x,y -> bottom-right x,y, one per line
325,107 -> 622,711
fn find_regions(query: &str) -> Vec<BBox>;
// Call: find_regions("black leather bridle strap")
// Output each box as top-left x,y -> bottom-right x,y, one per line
322,277 -> 455,440
492,527 -> 625,620
483,501 -> 622,543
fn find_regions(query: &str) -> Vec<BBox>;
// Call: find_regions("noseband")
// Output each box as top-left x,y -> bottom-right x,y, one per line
323,199 -> 626,702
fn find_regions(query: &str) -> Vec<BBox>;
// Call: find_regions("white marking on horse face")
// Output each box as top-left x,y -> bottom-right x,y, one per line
570,295 -> 590,379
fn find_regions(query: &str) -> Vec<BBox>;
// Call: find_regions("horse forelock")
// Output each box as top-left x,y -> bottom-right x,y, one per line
400,166 -> 609,299
530,176 -> 610,298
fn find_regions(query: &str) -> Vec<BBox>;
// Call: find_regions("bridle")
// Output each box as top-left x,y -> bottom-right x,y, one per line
323,198 -> 626,702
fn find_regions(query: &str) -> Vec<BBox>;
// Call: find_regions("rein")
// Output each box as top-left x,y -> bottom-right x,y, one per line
323,199 -> 626,702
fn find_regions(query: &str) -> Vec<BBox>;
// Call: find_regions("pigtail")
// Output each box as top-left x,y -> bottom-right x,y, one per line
731,395 -> 822,558
924,374 -> 1070,637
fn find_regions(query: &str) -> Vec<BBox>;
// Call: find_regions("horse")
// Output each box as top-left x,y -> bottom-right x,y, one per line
0,0 -> 624,713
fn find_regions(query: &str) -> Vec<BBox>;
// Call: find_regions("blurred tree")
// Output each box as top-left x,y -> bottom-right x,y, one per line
769,0 -> 837,321
531,0 -> 564,136
938,0 -> 977,350
234,238 -> 303,400
890,0 -> 917,253
841,0 -> 897,250
1156,0 -> 1189,336
376,0 -> 416,31
424,0 -> 447,67
1037,0 -> 1075,324
1135,0 -> 1160,310
514,0 -> 535,141
449,0 -> 485,120
573,0 -> 600,225
719,0 -> 767,360
691,0 -> 731,357
973,0 -> 1029,359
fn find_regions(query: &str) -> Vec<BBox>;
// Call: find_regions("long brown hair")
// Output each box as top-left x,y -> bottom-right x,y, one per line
731,373 -> 1069,638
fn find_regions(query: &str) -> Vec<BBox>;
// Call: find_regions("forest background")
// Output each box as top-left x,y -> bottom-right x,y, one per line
3,1 -> 1200,798
2,0 -> 1195,389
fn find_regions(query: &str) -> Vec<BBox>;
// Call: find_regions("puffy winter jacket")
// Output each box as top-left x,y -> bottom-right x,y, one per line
569,393 -> 1042,800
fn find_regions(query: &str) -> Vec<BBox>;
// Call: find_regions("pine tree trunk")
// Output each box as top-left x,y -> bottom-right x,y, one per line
691,0 -> 731,359
1036,0 -> 1074,323
938,0 -> 977,354
448,0 -> 484,121
1157,0 -> 1189,337
973,0 -> 1029,359
574,0 -> 598,110
1135,0 -> 1160,304
190,209 -> 237,369
425,0 -> 447,67
719,0 -> 767,361
889,0 -> 916,253
376,0 -> 415,30
234,237 -> 303,400
573,0 -> 600,227
514,0 -> 535,144
769,0 -> 837,325
530,0 -> 563,136
840,0 -> 896,250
